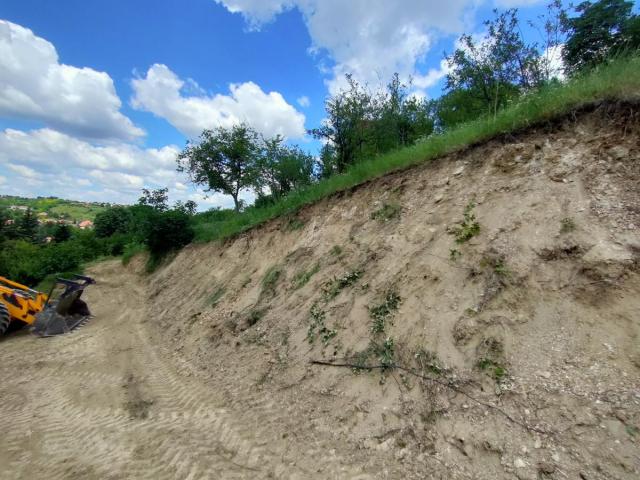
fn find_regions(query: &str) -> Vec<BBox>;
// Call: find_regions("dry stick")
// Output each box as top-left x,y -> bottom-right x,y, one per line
310,359 -> 553,436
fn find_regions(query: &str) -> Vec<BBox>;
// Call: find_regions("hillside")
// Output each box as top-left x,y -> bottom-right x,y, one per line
0,195 -> 110,222
1,101 -> 638,480
146,102 -> 639,478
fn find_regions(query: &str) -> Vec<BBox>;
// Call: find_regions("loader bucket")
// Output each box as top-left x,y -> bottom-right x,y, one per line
32,275 -> 96,337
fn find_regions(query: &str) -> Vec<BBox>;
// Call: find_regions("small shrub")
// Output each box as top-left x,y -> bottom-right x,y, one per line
330,245 -> 343,256
322,269 -> 362,300
292,263 -> 320,289
307,303 -> 336,345
369,291 -> 401,334
477,358 -> 508,381
450,202 -> 480,244
560,217 -> 576,234
351,338 -> 396,372
449,248 -> 462,261
371,202 -> 402,222
262,265 -> 282,294
377,337 -> 396,368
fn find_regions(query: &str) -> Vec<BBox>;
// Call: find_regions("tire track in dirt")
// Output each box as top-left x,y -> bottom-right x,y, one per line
0,260 -> 374,479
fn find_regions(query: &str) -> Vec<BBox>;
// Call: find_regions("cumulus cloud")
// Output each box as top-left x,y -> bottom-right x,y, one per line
0,20 -> 143,141
214,0 -> 473,94
131,64 -> 306,139
0,127 -> 186,203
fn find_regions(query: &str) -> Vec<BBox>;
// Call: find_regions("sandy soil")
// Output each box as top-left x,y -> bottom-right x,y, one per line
1,260 -> 366,479
0,103 -> 639,480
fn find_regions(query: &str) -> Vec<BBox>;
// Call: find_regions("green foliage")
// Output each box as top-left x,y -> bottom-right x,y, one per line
52,224 -> 72,243
449,248 -> 462,261
477,358 -> 508,381
562,0 -> 640,74
309,74 -> 434,175
322,269 -> 362,300
284,217 -> 305,231
256,136 -> 316,199
370,202 -> 402,222
0,195 -> 108,222
307,303 -> 337,345
121,242 -> 145,265
94,206 -> 133,238
446,9 -> 544,118
560,217 -> 577,233
377,338 -> 396,368
292,263 -> 320,290
261,265 -> 282,294
18,207 -> 39,241
450,202 -> 480,244
178,124 -> 262,212
143,209 -> 195,259
369,291 -> 401,334
329,245 -> 343,257
138,187 -> 169,212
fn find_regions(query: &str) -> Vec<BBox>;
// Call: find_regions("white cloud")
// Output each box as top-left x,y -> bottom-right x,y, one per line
297,95 -> 310,107
0,20 -> 143,141
0,126 -> 253,210
215,0 -> 474,94
131,64 -> 306,139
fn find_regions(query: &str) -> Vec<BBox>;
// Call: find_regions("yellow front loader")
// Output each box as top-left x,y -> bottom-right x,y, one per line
0,275 -> 95,337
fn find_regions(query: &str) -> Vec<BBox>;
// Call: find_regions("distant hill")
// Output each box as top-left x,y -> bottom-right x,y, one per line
0,195 -> 116,222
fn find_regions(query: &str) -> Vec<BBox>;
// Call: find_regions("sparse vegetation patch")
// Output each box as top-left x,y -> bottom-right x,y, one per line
560,217 -> 576,233
307,303 -> 337,346
369,291 -> 401,334
449,201 -> 480,244
370,202 -> 402,222
322,268 -> 362,300
292,263 -> 320,289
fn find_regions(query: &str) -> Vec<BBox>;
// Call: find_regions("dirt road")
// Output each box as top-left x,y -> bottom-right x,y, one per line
0,260 -> 370,480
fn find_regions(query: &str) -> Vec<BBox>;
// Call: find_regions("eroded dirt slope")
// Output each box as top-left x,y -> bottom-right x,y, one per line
148,103 -> 640,479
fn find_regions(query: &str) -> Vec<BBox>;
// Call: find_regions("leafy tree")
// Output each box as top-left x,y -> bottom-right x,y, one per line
373,74 -> 435,151
562,0 -> 640,74
317,143 -> 338,179
174,200 -> 198,215
94,206 -> 133,238
432,89 -> 490,130
446,9 -> 543,117
178,124 -> 261,211
138,187 -> 169,212
53,224 -> 72,243
309,75 -> 375,173
255,136 -> 315,199
18,208 -> 39,242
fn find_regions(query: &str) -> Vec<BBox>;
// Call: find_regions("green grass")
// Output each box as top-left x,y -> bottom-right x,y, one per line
121,242 -> 146,265
189,56 -> 640,243
292,263 -> 320,289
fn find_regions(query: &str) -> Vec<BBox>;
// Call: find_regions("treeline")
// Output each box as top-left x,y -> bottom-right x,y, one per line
0,189 -> 195,287
179,0 -> 640,209
2,0 -> 637,287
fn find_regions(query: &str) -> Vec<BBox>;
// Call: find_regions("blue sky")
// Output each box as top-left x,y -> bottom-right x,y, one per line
0,0 -> 559,209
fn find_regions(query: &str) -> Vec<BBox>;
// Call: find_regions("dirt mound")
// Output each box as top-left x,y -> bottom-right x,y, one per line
146,103 -> 640,479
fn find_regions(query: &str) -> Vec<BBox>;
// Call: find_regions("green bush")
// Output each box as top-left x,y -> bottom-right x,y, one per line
143,209 -> 195,259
